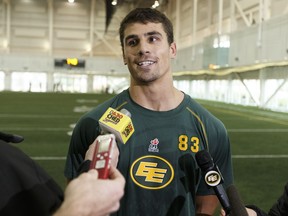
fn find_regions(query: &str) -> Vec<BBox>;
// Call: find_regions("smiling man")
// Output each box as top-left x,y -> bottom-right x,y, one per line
64,8 -> 234,216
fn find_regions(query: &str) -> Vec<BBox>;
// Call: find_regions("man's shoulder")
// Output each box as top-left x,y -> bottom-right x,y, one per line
184,95 -> 213,117
184,95 -> 225,127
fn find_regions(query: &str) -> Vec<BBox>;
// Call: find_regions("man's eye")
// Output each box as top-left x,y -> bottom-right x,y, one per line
149,36 -> 158,42
127,39 -> 137,46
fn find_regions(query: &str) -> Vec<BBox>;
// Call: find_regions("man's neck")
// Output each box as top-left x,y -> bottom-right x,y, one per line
129,85 -> 184,111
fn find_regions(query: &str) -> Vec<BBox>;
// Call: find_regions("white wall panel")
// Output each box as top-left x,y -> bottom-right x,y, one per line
56,30 -> 88,40
14,28 -> 47,37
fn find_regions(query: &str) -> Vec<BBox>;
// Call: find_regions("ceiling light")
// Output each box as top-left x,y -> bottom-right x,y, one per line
112,0 -> 117,6
152,0 -> 159,8
3,39 -> 8,48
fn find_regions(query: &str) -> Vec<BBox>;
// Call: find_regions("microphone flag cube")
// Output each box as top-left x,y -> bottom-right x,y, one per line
99,107 -> 134,144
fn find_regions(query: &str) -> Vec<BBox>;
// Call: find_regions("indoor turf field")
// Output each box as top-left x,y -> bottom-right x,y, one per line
0,91 -> 287,213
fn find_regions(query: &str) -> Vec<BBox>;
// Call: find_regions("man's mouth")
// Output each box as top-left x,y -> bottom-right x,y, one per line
137,61 -> 155,66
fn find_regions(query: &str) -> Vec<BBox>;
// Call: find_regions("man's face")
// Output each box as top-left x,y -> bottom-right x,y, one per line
122,22 -> 176,84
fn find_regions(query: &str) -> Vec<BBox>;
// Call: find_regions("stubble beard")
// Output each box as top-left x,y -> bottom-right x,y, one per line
128,63 -> 159,85
132,70 -> 159,85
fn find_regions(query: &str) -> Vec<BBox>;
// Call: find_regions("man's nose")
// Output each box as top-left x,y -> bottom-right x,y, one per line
137,41 -> 150,55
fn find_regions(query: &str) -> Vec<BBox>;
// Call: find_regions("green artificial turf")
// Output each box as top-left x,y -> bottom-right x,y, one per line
0,91 -> 287,213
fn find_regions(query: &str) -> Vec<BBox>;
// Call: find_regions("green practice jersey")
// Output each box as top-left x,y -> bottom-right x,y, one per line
64,89 -> 233,216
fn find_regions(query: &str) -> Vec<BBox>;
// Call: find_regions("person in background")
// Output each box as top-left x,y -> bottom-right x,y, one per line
0,131 -> 124,216
64,8 -> 233,216
267,184 -> 288,216
220,183 -> 288,216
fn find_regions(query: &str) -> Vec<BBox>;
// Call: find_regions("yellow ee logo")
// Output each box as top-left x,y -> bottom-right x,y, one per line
130,155 -> 174,190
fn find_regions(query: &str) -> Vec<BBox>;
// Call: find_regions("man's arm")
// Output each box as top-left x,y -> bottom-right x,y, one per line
196,195 -> 219,215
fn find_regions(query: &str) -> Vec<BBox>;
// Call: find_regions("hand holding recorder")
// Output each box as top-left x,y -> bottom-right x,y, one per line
87,107 -> 134,179
85,134 -> 119,179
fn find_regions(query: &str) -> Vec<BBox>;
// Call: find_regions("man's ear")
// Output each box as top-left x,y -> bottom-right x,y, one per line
170,42 -> 177,59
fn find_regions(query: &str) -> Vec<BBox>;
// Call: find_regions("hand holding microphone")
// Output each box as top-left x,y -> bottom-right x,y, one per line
98,107 -> 134,144
88,107 -> 134,179
195,150 -> 231,215
195,150 -> 249,216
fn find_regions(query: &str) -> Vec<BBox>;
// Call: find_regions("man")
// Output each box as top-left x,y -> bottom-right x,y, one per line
0,132 -> 124,216
65,8 -> 233,216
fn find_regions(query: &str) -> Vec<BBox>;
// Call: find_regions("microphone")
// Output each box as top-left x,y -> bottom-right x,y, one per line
0,131 -> 24,144
226,185 -> 248,216
195,149 -> 231,215
98,107 -> 134,144
89,107 -> 134,178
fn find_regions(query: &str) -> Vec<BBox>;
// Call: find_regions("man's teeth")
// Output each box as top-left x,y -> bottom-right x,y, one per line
138,61 -> 154,66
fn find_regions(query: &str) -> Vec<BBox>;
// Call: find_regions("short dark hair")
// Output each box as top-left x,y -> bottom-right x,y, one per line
119,8 -> 174,49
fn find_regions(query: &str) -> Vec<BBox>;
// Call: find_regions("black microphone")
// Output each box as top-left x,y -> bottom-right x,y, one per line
0,131 -> 24,144
195,149 -> 231,215
226,185 -> 248,216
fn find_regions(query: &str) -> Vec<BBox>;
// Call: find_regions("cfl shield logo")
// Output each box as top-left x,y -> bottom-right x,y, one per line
130,155 -> 174,190
204,170 -> 221,187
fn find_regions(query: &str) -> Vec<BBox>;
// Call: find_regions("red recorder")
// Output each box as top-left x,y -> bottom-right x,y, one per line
89,134 -> 116,179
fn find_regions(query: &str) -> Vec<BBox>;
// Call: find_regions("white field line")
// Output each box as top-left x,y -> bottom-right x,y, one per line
0,114 -> 75,118
228,129 -> 288,132
4,127 -> 286,160
2,128 -> 69,131
31,155 -> 288,161
232,155 -> 288,159
2,128 -> 288,132
31,156 -> 66,160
